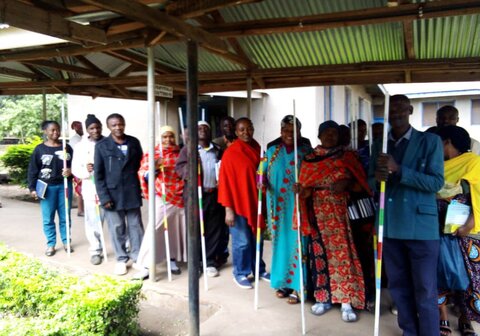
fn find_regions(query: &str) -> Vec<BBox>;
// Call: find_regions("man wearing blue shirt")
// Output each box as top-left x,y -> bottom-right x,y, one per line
369,95 -> 444,336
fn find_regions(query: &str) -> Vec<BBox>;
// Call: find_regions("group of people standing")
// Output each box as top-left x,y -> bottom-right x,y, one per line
27,94 -> 480,335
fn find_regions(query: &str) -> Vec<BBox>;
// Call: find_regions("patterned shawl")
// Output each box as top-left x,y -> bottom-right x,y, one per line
138,144 -> 184,208
297,145 -> 371,235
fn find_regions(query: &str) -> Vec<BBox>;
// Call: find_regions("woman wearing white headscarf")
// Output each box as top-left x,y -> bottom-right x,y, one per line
134,126 -> 186,280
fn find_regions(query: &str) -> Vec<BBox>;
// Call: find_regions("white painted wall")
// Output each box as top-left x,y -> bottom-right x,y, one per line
67,95 -> 181,149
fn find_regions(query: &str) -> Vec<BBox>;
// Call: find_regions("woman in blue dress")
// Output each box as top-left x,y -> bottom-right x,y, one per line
262,115 -> 311,303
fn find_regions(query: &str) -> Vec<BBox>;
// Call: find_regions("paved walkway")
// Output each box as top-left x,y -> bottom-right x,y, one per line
0,184 -> 472,336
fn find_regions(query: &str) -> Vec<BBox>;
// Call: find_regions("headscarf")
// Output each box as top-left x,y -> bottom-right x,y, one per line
160,125 -> 175,136
198,120 -> 210,128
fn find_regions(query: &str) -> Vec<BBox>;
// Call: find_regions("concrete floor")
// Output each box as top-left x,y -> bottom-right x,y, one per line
0,184 -> 474,336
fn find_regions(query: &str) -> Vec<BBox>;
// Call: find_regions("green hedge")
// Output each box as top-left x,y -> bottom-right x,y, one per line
0,136 -> 42,186
0,245 -> 143,336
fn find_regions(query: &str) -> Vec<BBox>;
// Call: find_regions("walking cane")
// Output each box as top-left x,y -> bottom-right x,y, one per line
197,162 -> 209,291
61,103 -> 71,257
293,100 -> 306,335
254,98 -> 267,310
158,102 -> 173,282
374,85 -> 390,336
90,173 -> 108,262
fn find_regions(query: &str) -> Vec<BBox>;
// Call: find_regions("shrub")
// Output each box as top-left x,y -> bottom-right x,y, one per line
0,245 -> 143,336
0,136 -> 42,186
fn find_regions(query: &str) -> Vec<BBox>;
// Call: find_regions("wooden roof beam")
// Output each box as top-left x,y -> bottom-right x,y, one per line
166,0 -> 260,19
4,58 -> 480,89
104,49 -> 179,74
0,38 -> 146,62
0,0 -> 107,45
0,67 -> 37,80
21,63 -> 53,79
204,0 -> 480,37
75,55 -> 108,75
23,59 -> 107,77
210,10 -> 256,70
80,0 -> 229,53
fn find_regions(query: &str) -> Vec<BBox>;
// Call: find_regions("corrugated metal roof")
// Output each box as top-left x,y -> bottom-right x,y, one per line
237,23 -> 404,68
415,14 -> 480,59
0,0 -> 479,98
220,0 -> 386,21
133,44 -> 243,72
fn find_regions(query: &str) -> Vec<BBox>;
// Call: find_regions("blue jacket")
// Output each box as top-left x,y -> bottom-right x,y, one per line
94,134 -> 143,211
368,128 -> 444,240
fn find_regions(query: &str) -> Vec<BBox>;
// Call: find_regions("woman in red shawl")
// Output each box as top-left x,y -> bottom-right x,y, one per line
296,120 -> 369,322
134,126 -> 186,280
218,117 -> 270,289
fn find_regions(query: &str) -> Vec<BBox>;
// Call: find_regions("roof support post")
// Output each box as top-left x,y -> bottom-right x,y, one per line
186,40 -> 200,336
246,76 -> 252,119
147,47 -> 157,282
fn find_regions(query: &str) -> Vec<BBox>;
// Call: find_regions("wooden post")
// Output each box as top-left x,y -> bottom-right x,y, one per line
187,40 -> 200,336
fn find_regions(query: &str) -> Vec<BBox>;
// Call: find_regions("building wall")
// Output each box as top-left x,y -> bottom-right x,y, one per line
243,85 -> 374,147
409,95 -> 480,141
67,95 -> 181,149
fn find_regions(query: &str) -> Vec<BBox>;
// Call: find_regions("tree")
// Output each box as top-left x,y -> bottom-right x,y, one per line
0,95 -> 67,143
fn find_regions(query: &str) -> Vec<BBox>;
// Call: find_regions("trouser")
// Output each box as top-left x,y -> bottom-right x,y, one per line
201,190 -> 227,267
40,182 -> 72,247
384,238 -> 440,336
230,214 -> 266,277
104,208 -> 144,262
83,198 -> 104,256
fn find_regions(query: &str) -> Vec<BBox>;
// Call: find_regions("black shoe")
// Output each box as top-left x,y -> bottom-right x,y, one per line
90,255 -> 102,265
171,267 -> 182,275
45,246 -> 55,257
64,244 -> 74,253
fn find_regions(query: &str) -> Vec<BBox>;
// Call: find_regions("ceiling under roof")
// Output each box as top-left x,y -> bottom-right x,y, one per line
0,0 -> 479,100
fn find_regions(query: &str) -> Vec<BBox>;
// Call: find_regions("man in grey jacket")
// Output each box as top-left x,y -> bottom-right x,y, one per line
94,113 -> 144,275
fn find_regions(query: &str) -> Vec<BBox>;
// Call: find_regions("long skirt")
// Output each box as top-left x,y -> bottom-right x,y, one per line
136,196 -> 187,268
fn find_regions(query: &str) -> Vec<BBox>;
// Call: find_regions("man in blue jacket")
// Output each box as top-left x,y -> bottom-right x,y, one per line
369,95 -> 444,336
94,113 -> 144,275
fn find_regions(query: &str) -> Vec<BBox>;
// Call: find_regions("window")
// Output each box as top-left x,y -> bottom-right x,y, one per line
422,101 -> 455,127
472,99 -> 480,125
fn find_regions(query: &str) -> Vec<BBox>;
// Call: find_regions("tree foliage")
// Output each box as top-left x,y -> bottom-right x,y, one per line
0,136 -> 42,186
0,95 -> 67,143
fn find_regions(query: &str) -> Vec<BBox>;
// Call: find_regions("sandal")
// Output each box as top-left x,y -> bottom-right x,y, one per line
287,292 -> 300,304
311,302 -> 332,316
275,288 -> 292,299
459,319 -> 478,336
341,307 -> 357,322
440,320 -> 451,336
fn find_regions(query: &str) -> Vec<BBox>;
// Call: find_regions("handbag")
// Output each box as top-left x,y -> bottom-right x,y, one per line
347,192 -> 376,224
437,235 -> 470,291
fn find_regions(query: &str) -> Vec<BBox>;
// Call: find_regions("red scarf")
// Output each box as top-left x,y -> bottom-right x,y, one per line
218,139 -> 265,232
138,144 -> 184,208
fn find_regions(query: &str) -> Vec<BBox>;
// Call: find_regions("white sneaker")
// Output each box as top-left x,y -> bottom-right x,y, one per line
114,262 -> 127,275
206,266 -> 219,278
132,262 -> 144,271
132,267 -> 149,280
